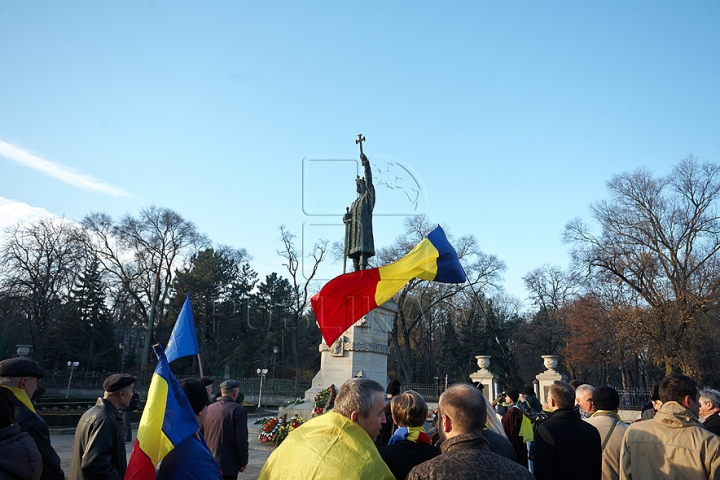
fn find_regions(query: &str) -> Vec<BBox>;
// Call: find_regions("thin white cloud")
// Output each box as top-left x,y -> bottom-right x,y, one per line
0,197 -> 54,230
0,140 -> 128,196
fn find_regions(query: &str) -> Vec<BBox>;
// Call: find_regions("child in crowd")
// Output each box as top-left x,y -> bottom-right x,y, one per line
378,390 -> 439,480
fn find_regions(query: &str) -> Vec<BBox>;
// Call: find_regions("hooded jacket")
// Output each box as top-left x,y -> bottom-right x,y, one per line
2,386 -> 64,480
621,401 -> 720,479
0,423 -> 42,480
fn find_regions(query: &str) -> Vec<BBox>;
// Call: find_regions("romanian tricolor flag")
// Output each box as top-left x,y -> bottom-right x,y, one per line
125,344 -> 199,480
312,225 -> 466,346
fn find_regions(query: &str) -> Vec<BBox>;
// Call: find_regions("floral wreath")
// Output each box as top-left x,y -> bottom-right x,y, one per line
313,384 -> 337,417
259,415 -> 285,444
258,413 -> 306,445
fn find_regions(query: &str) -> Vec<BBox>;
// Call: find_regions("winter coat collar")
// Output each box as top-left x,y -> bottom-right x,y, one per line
654,400 -> 700,428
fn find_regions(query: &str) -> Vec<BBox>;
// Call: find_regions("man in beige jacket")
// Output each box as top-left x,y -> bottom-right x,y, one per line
620,374 -> 720,479
585,386 -> 628,480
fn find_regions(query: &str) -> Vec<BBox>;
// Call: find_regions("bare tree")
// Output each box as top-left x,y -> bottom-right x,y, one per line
0,217 -> 86,361
277,225 -> 328,372
376,215 -> 505,382
82,206 -> 208,372
564,156 -> 720,374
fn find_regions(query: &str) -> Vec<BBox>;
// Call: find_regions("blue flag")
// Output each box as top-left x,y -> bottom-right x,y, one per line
165,293 -> 199,363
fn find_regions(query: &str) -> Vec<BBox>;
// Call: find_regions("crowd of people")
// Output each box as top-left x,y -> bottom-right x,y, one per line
0,357 -> 248,480
261,374 -> 720,480
3,354 -> 720,479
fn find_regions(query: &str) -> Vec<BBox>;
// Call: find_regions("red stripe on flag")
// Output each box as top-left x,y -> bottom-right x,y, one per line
311,268 -> 380,345
125,439 -> 156,480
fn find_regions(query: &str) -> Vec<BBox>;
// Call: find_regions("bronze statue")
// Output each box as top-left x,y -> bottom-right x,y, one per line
344,134 -> 375,271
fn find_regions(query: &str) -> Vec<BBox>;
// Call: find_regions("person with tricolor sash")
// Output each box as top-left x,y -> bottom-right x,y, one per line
379,390 -> 439,480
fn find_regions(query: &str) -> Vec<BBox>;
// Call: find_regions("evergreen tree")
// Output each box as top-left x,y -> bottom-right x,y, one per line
44,256 -> 116,371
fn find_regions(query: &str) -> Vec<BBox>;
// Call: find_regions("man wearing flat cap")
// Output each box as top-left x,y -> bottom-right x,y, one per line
0,357 -> 65,480
69,373 -> 137,480
202,378 -> 249,480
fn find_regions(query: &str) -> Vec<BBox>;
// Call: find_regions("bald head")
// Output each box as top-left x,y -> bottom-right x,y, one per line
438,383 -> 487,435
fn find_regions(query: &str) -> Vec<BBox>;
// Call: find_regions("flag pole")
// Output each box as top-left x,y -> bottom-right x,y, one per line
197,353 -> 205,378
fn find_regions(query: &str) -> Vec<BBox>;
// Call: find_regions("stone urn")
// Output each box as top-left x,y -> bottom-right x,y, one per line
542,355 -> 560,373
16,345 -> 33,358
475,355 -> 492,373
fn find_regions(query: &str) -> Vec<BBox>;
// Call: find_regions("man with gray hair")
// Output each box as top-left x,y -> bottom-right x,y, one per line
259,378 -> 394,479
69,373 -> 137,480
408,383 -> 533,480
202,379 -> 248,480
0,358 -> 64,480
699,388 -> 720,436
576,384 -> 596,419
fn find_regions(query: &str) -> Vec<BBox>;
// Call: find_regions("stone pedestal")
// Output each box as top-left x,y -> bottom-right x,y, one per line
305,301 -> 396,402
468,355 -> 497,402
535,354 -> 567,405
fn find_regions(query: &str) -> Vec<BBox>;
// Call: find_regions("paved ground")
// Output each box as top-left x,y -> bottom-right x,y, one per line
50,412 -> 276,480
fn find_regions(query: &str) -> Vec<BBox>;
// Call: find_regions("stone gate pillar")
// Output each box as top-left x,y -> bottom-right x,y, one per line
469,355 -> 497,402
535,354 -> 567,405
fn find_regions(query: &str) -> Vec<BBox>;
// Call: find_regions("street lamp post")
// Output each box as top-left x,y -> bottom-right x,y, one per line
257,368 -> 268,408
66,361 -> 79,399
272,346 -> 279,390
118,343 -> 124,372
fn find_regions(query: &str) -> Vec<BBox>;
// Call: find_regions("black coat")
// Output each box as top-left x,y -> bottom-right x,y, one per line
534,408 -> 602,480
379,440 -> 439,480
14,397 -> 65,480
69,398 -> 127,480
704,411 -> 720,436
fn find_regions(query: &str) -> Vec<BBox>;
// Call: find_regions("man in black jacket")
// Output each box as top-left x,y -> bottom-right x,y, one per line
534,380 -> 602,480
69,373 -> 137,480
0,357 -> 65,480
408,383 -> 534,480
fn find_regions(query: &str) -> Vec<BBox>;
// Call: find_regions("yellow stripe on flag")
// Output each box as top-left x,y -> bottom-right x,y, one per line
375,238 -> 440,305
135,373 -> 175,467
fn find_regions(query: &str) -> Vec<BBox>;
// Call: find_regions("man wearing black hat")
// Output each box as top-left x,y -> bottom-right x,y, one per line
501,388 -> 528,467
200,377 -> 214,400
157,379 -> 222,479
0,357 -> 65,480
202,378 -> 249,480
69,373 -> 137,480
585,386 -> 628,480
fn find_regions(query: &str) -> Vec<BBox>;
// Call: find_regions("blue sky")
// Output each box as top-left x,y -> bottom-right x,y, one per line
1,2 -> 719,304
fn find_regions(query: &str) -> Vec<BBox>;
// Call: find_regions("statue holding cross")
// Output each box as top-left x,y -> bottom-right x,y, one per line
344,134 -> 375,271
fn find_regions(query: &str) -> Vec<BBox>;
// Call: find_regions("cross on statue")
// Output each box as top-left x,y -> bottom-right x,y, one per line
356,134 -> 366,155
